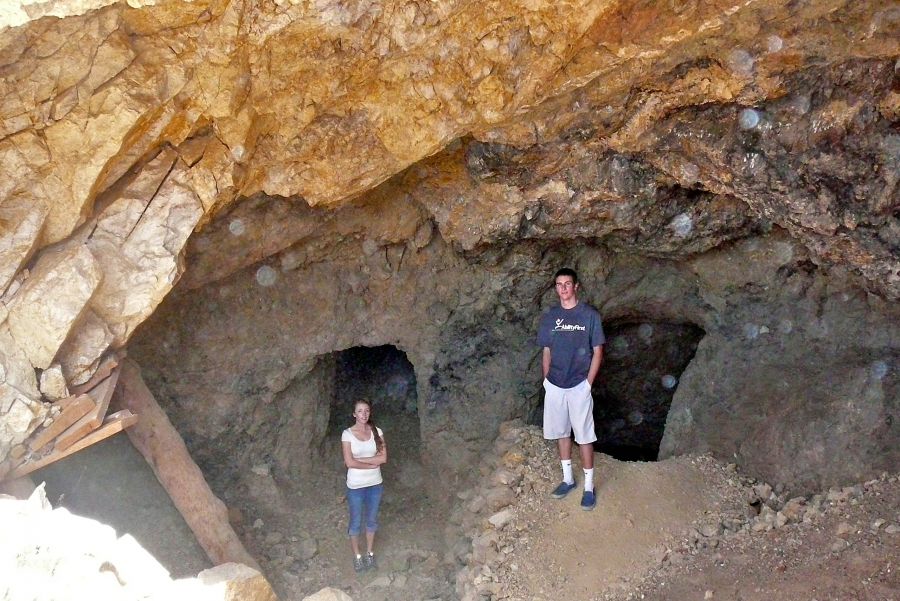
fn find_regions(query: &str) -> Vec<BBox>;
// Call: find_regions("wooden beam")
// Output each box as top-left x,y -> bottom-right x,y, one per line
7,410 -> 138,479
54,368 -> 120,452
27,394 -> 95,452
117,359 -> 260,570
70,351 -> 123,395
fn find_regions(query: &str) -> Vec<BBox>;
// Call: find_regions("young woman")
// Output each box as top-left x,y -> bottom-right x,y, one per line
341,399 -> 388,572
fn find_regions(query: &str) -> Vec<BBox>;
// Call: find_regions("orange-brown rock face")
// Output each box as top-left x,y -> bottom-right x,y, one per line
0,0 -> 897,474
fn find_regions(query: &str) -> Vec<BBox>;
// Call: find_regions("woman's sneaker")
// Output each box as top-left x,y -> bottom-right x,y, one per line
364,552 -> 377,570
353,555 -> 365,573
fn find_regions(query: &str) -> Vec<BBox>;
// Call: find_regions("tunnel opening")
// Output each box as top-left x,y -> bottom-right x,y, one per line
592,321 -> 705,461
325,345 -> 424,490
326,345 -> 419,446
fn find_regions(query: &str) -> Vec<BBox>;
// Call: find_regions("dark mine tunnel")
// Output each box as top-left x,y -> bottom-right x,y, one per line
593,321 -> 705,461
327,345 -> 421,460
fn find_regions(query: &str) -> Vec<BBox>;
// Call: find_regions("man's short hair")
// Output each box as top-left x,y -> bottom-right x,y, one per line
554,267 -> 578,284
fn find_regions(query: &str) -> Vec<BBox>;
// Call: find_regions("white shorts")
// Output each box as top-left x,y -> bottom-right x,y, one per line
542,378 -> 597,445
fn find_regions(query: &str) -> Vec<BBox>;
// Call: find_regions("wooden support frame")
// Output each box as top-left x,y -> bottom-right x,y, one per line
7,410 -> 137,479
116,359 -> 260,570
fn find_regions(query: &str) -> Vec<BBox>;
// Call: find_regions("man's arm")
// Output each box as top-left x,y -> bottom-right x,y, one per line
542,347 -> 551,379
587,345 -> 603,385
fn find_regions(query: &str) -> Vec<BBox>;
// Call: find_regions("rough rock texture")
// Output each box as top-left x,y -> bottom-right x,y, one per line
132,202 -> 899,496
0,0 -> 898,493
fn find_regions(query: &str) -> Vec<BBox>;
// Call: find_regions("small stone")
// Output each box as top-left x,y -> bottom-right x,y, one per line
753,483 -> 773,501
774,512 -> 788,529
265,531 -> 284,545
871,518 -> 886,531
705,591 -> 714,599
251,463 -> 271,476
885,524 -> 900,534
826,487 -> 851,504
253,518 -> 264,529
699,522 -> 723,537
488,509 -> 514,529
467,495 -> 486,513
781,497 -> 807,522
298,537 -> 318,560
367,575 -> 392,588
835,522 -> 854,537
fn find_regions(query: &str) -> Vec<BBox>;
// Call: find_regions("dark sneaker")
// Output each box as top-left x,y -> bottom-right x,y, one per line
353,555 -> 365,573
364,553 -> 377,570
581,488 -> 596,511
550,481 -> 577,499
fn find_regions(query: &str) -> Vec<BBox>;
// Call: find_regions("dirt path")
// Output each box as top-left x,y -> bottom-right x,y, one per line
512,454 -> 743,599
454,425 -> 900,601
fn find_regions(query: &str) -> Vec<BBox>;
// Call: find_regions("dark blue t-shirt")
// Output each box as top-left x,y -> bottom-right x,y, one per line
537,302 -> 605,389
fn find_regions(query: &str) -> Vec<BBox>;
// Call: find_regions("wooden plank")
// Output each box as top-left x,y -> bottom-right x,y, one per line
69,353 -> 120,395
118,359 -> 260,570
27,394 -> 95,451
54,368 -> 121,452
53,395 -> 80,412
6,410 -> 137,479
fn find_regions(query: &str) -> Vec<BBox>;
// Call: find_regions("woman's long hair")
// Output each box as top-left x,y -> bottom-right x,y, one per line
355,399 -> 384,453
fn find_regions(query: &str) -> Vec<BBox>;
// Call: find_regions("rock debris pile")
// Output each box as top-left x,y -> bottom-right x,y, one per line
446,422 -> 900,601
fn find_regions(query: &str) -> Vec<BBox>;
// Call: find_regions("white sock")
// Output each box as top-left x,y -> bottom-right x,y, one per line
561,460 -> 574,484
583,468 -> 594,492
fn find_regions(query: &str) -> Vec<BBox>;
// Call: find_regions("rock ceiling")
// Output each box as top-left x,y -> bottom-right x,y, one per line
0,0 -> 898,468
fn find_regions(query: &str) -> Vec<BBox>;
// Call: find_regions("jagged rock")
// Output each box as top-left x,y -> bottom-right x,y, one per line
0,324 -> 45,459
55,309 -> 115,386
484,487 -> 517,512
5,244 -> 101,369
79,151 -> 203,346
0,199 -> 48,295
39,364 -> 70,401
780,497 -> 807,522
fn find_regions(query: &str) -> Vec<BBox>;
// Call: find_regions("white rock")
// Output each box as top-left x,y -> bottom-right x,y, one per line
488,509 -> 514,529
301,588 -> 354,601
85,152 -> 203,346
0,199 -> 49,296
39,364 -> 69,401
251,464 -> 271,476
6,244 -> 102,369
56,309 -> 115,386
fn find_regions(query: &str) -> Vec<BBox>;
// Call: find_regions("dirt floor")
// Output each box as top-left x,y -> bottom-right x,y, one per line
22,422 -> 900,601
31,433 -> 211,578
226,411 -> 459,601
462,426 -> 900,601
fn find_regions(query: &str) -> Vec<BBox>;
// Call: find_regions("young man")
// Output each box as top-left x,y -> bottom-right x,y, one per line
536,267 -> 605,510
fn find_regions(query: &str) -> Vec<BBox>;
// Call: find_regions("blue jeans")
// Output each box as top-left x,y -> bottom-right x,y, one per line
346,484 -> 383,537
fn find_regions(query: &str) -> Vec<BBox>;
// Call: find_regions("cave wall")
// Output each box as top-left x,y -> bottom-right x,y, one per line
663,238 -> 900,492
130,215 -> 542,482
130,183 -> 898,495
